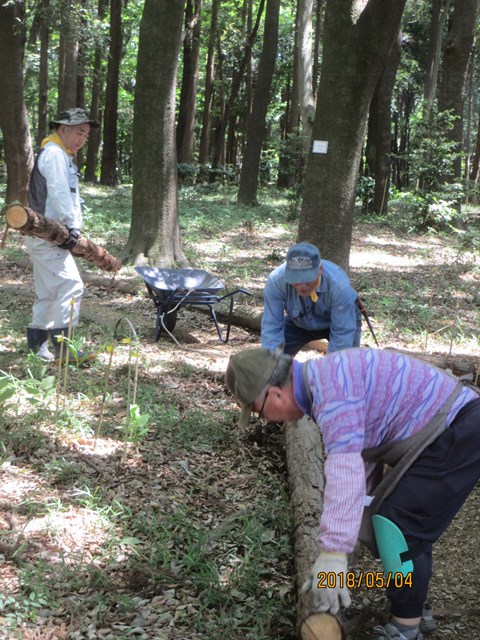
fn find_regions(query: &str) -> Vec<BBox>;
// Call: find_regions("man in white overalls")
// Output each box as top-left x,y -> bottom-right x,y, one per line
26,108 -> 99,362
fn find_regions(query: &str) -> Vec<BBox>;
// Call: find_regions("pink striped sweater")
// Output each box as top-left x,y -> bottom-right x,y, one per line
292,348 -> 478,553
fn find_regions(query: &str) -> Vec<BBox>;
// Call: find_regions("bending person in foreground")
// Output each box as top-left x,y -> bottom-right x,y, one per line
261,242 -> 362,355
225,346 -> 480,640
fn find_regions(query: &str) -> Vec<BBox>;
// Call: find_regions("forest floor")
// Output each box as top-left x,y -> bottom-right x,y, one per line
0,186 -> 479,640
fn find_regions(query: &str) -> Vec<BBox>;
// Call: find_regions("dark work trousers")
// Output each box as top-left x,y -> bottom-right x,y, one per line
378,397 -> 480,619
283,306 -> 362,355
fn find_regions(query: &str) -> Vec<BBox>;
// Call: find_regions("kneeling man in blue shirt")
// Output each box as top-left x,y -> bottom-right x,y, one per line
261,242 -> 362,355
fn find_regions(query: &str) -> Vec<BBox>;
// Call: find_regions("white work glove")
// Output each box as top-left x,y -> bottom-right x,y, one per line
301,551 -> 352,614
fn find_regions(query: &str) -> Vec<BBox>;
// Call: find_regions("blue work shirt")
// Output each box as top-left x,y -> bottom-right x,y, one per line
261,260 -> 359,353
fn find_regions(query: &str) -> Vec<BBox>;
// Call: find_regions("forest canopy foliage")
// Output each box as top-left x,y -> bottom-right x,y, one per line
1,0 -> 480,266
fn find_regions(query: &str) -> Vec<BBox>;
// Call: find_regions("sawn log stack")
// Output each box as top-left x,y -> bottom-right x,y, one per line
4,203 -> 122,273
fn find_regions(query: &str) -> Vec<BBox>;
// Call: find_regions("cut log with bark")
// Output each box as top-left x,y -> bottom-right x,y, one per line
284,416 -> 346,639
387,347 -> 479,380
5,203 -> 122,273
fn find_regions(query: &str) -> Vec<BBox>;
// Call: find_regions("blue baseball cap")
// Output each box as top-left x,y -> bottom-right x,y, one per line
285,242 -> 321,284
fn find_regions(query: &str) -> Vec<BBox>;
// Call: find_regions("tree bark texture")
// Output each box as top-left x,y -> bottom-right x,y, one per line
298,0 -> 407,271
177,0 -> 202,164
365,30 -> 402,215
437,0 -> 478,179
237,0 -> 280,205
198,0 -> 220,165
124,0 -> 187,267
469,102 -> 480,184
312,0 -> 323,97
0,0 -> 34,205
57,0 -> 79,111
100,0 -> 122,186
84,0 -> 107,182
5,204 -> 122,273
36,0 -> 50,148
423,0 -> 450,109
284,416 -> 326,632
296,0 -> 315,152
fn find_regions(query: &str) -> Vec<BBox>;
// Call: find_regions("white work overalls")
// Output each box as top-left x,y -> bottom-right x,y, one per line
26,141 -> 84,330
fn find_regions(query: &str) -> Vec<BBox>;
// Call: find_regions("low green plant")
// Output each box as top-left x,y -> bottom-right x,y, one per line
0,586 -> 51,633
0,372 -> 16,414
122,402 -> 150,448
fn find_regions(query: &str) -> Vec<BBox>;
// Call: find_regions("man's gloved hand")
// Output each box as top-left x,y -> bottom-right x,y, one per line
301,551 -> 351,614
59,228 -> 81,250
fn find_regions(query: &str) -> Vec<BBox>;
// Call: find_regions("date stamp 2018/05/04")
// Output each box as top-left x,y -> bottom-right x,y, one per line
316,572 -> 413,590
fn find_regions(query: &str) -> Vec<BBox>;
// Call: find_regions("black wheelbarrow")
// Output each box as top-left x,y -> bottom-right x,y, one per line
135,266 -> 251,343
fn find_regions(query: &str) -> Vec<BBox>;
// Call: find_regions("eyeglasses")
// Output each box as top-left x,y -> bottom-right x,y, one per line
257,389 -> 270,421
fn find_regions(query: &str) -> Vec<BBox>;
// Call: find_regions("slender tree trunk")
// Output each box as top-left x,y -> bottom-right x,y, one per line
36,0 -> 50,147
198,0 -> 220,165
57,0 -> 79,111
464,49 -> 475,185
237,0 -> 280,204
237,0 -> 254,163
312,0 -> 323,96
297,0 -> 315,151
0,0 -> 34,205
123,0 -> 187,267
469,104 -> 480,184
277,77 -> 298,188
210,0 -> 266,181
365,30 -> 402,215
438,0 -> 478,179
277,0 -> 301,189
176,0 -> 202,164
423,0 -> 450,117
84,0 -> 106,182
100,0 -> 122,185
298,0 -> 407,270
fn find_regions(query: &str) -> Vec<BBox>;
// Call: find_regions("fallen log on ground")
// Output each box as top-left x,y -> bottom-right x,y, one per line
5,203 -> 122,273
387,347 -> 479,380
284,416 -> 346,639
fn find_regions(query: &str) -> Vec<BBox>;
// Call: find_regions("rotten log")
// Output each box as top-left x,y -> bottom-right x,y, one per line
5,203 -> 122,273
284,416 -> 345,639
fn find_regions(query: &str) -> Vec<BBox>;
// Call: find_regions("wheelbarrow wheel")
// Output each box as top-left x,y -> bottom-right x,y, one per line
155,308 -> 178,340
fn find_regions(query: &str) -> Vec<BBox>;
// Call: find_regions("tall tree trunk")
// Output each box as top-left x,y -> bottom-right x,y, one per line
297,0 -> 315,151
312,0 -> 323,96
437,0 -> 478,179
198,0 -> 220,165
236,0 -> 280,204
464,48 -> 475,185
123,0 -> 187,267
0,0 -> 34,205
100,0 -> 122,185
84,0 -> 107,182
277,0 -> 301,189
365,30 -> 402,215
176,0 -> 202,164
36,0 -> 50,148
298,0 -> 407,270
58,0 -> 79,111
210,0 -> 265,182
277,76 -> 298,188
469,103 -> 480,184
423,0 -> 450,118
237,0 -> 254,163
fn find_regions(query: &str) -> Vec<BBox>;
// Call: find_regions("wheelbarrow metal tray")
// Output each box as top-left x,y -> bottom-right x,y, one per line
135,266 -> 250,343
136,267 -> 224,297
